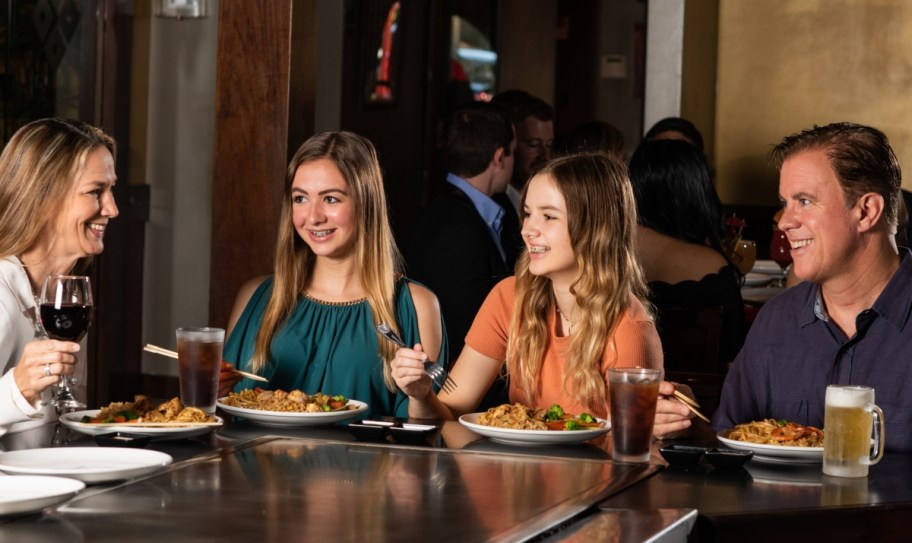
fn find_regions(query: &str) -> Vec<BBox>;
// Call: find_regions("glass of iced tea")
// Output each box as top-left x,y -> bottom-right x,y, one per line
176,327 -> 224,414
608,367 -> 662,463
823,385 -> 885,478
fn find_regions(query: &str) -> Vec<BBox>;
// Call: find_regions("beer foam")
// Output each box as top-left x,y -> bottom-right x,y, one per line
826,386 -> 871,408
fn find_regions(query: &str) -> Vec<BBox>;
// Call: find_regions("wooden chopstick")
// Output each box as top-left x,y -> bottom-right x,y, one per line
673,390 -> 701,408
671,391 -> 710,423
143,344 -> 268,383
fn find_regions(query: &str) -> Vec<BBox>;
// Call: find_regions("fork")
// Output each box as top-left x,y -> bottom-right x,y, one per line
376,323 -> 457,393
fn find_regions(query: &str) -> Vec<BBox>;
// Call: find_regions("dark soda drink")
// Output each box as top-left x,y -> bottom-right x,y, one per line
609,369 -> 661,463
40,303 -> 93,342
177,328 -> 224,413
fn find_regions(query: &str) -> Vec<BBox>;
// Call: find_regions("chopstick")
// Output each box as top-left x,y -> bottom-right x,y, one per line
672,390 -> 710,423
673,390 -> 700,408
143,344 -> 268,383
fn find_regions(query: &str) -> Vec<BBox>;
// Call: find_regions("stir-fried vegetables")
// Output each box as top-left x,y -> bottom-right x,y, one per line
477,403 -> 605,431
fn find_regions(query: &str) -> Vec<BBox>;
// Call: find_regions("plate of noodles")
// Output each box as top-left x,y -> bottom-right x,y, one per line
216,389 -> 368,427
60,396 -> 222,441
458,403 -> 610,446
717,419 -> 824,464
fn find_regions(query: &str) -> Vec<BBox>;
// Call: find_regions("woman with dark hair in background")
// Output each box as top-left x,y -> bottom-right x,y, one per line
628,139 -> 745,365
643,117 -> 704,152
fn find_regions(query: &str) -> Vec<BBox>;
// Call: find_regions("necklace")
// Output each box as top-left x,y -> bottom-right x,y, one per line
555,305 -> 578,333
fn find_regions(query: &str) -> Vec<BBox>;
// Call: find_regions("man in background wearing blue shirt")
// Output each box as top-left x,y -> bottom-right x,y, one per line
711,122 -> 912,452
407,104 -> 521,406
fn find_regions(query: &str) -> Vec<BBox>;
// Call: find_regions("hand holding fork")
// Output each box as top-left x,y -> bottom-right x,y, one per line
377,323 -> 457,393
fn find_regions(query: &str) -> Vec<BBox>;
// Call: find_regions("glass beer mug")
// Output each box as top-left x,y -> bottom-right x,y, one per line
822,385 -> 885,478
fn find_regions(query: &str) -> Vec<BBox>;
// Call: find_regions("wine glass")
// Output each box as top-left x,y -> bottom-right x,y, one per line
39,275 -> 93,411
769,230 -> 793,287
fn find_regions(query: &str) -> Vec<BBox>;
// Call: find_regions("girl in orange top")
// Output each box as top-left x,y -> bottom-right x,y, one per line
393,153 -> 694,434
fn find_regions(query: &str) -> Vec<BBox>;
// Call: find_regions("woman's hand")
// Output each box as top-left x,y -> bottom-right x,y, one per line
391,344 -> 433,399
12,340 -> 80,404
218,361 -> 242,398
653,381 -> 694,438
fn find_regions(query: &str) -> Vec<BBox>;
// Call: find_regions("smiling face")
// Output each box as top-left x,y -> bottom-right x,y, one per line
778,149 -> 859,284
291,158 -> 358,260
49,146 -> 118,261
521,173 -> 576,283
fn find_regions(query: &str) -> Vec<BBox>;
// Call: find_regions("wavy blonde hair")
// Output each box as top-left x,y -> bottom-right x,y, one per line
250,131 -> 403,390
506,152 -> 650,410
0,118 -> 115,271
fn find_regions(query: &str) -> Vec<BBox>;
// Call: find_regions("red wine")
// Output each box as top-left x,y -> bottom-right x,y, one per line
40,303 -> 92,342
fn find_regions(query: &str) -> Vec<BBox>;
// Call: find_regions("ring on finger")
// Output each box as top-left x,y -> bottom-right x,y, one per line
44,363 -> 52,377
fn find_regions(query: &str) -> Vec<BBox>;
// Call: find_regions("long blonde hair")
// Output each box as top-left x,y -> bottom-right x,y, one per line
506,153 -> 650,410
250,131 -> 404,390
0,118 -> 116,269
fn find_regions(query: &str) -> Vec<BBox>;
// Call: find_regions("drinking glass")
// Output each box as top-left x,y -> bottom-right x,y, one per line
39,275 -> 93,410
609,367 -> 662,463
733,240 -> 757,277
769,229 -> 792,287
176,327 -> 224,414
823,385 -> 885,478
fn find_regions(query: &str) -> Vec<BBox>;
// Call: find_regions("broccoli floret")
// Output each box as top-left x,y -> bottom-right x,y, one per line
579,412 -> 596,423
332,395 -> 347,403
545,404 -> 565,422
564,420 -> 581,431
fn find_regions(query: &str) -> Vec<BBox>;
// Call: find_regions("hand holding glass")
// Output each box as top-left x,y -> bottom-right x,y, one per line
823,385 -> 885,478
39,275 -> 93,410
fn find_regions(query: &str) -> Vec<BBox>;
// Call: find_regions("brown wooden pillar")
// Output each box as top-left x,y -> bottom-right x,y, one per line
210,1 -> 310,328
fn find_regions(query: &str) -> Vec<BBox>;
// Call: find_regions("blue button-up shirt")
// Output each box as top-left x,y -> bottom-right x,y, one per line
713,249 -> 912,452
446,173 -> 506,263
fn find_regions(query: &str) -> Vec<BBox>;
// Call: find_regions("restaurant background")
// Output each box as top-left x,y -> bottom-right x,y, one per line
2,0 -> 911,405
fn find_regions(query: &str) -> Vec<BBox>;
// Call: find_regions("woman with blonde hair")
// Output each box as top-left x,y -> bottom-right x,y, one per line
0,118 -> 118,434
392,152 -> 685,427
220,131 -> 444,418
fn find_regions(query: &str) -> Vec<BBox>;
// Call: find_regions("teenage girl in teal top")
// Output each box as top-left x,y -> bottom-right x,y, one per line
219,131 -> 445,419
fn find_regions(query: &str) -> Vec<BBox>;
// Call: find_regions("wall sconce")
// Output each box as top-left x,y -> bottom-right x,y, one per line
153,0 -> 208,20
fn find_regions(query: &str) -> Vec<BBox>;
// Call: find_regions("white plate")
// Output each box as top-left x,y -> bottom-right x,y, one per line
740,286 -> 785,305
458,413 -> 611,446
0,475 -> 85,516
718,431 -> 822,464
216,399 -> 368,427
59,410 -> 223,440
0,448 -> 173,484
751,259 -> 783,275
743,272 -> 772,287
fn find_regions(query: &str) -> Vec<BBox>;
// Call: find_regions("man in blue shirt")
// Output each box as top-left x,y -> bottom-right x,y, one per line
407,104 -> 521,388
709,122 -> 912,452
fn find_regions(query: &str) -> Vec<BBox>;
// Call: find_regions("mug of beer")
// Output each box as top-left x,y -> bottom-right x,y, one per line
823,385 -> 885,478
